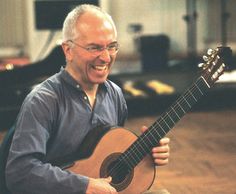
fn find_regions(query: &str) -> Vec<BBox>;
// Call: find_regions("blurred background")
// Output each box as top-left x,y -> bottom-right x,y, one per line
1,0 -> 236,127
1,0 -> 236,62
0,1 -> 236,193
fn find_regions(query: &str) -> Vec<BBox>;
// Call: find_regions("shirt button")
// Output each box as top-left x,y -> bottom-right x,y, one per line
76,85 -> 80,88
84,96 -> 87,100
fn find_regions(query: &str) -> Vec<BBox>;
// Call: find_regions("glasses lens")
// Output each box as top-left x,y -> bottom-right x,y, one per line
107,43 -> 119,55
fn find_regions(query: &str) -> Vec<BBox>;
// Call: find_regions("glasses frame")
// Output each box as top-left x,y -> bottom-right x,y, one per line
67,40 -> 119,56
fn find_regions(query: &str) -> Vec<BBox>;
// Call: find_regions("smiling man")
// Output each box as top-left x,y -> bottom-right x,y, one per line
5,4 -> 170,194
62,8 -> 118,107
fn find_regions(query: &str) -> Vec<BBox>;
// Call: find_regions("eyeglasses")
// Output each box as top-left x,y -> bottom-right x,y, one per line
67,40 -> 119,56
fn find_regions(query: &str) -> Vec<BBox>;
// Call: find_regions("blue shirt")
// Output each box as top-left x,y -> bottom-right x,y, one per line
6,68 -> 128,194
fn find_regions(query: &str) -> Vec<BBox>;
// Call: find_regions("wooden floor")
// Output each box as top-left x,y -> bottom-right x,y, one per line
1,110 -> 236,194
125,110 -> 236,194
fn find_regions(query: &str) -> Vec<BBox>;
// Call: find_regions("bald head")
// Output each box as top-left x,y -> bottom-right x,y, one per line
62,4 -> 117,42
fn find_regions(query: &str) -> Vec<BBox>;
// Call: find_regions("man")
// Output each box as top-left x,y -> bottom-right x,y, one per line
6,4 -> 170,194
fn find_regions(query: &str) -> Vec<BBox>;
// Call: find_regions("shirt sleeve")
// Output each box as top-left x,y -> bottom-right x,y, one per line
5,90 -> 89,194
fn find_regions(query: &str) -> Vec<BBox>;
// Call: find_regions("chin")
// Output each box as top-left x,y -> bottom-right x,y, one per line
90,74 -> 109,84
95,78 -> 107,84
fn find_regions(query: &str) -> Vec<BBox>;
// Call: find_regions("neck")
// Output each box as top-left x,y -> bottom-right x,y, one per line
84,85 -> 98,98
84,87 -> 98,108
65,65 -> 98,107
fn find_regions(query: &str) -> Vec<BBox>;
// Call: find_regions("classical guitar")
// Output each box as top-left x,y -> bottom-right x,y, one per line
61,47 -> 229,193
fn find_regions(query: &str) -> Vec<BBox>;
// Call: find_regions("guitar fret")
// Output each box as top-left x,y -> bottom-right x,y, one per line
189,90 -> 197,101
201,76 -> 211,88
156,121 -> 168,136
185,90 -> 198,106
135,142 -> 147,156
132,149 -> 145,165
183,96 -> 191,108
167,112 -> 175,124
120,75 -> 214,170
123,147 -> 142,168
131,149 -> 142,163
171,106 -> 180,119
146,130 -> 157,144
195,81 -> 204,95
177,101 -> 186,113
163,118 -> 171,129
141,138 -> 152,151
149,127 -> 159,139
133,144 -> 150,165
151,126 -> 162,139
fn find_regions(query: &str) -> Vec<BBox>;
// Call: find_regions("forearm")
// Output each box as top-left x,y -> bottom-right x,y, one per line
6,155 -> 89,194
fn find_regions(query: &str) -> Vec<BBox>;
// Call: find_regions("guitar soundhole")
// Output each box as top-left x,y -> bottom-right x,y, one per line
100,153 -> 134,192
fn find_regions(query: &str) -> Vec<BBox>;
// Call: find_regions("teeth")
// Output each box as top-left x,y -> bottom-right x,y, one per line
94,65 -> 107,70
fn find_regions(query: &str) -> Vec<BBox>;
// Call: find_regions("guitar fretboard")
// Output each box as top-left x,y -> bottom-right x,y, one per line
120,76 -> 210,170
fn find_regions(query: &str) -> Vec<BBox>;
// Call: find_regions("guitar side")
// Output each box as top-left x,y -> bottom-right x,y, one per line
66,127 -> 156,194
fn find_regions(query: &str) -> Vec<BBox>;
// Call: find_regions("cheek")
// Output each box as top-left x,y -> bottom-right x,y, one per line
109,55 -> 116,68
72,52 -> 92,67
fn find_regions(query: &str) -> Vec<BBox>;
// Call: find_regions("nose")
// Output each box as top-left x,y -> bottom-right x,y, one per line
98,49 -> 111,63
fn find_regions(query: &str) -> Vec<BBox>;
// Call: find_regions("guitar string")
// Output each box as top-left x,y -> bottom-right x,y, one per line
108,58 -> 225,177
121,78 -> 206,166
106,77 -> 208,178
127,78 -> 207,163
107,78 -> 206,177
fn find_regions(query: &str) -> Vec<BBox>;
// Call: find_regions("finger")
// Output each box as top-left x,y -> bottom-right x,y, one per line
159,137 -> 170,145
103,176 -> 112,183
110,187 -> 118,194
105,178 -> 117,194
152,152 -> 170,160
154,158 -> 169,166
140,125 -> 148,133
102,177 -> 118,193
152,144 -> 169,153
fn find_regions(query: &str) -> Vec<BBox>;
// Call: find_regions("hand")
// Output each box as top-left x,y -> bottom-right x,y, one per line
86,176 -> 118,194
141,126 -> 170,166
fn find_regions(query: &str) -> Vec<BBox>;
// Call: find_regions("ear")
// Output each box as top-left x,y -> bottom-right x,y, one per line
61,42 -> 73,62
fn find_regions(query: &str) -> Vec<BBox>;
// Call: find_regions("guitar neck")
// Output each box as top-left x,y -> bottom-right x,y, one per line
120,76 -> 211,169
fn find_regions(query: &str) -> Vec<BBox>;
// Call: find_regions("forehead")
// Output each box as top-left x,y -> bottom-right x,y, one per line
75,11 -> 117,44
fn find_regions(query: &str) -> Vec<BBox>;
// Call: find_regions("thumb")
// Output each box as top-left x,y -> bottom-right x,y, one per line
103,176 -> 112,183
140,125 -> 148,133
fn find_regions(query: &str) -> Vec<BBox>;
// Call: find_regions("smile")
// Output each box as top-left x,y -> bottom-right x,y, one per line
92,65 -> 107,71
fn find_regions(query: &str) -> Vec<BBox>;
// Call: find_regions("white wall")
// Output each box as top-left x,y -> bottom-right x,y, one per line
1,0 -> 236,62
110,0 -> 187,57
0,0 -> 27,57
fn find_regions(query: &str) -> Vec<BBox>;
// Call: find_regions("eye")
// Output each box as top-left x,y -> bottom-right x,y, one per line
107,43 -> 119,50
86,45 -> 102,52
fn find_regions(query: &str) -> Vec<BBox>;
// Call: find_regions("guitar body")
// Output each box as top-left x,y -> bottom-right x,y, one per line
67,127 -> 155,194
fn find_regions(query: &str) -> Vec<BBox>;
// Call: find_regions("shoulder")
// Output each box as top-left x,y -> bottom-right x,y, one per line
104,79 -> 123,94
104,79 -> 127,106
22,72 -> 63,110
31,74 -> 61,98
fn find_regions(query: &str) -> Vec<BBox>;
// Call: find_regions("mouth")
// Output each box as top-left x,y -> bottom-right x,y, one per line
87,64 -> 110,83
91,64 -> 108,71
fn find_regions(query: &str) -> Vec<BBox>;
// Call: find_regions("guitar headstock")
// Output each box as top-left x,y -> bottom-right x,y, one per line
198,47 -> 231,87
